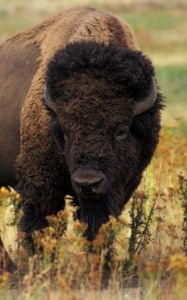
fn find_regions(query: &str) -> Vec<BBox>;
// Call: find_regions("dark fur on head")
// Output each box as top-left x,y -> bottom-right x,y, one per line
45,41 -> 164,240
46,40 -> 155,102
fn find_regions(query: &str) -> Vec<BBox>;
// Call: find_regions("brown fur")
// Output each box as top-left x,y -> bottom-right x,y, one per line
0,39 -> 40,185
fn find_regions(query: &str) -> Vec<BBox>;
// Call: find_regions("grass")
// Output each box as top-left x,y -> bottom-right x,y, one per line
123,10 -> 186,31
156,65 -> 187,124
0,1 -> 187,299
156,66 -> 187,103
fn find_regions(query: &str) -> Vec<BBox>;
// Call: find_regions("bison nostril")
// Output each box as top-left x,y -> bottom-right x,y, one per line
92,178 -> 103,187
91,179 -> 103,192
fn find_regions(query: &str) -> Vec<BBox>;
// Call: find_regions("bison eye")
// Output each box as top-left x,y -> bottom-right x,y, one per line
115,126 -> 129,141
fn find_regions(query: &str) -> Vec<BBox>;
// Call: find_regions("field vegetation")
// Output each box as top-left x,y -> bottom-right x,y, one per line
0,1 -> 186,299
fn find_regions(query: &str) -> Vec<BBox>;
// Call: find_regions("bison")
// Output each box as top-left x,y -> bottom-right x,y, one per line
0,7 -> 163,241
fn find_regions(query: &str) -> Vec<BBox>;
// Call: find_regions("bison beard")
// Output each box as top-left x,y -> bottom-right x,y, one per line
77,198 -> 109,241
77,188 -> 121,241
76,174 -> 140,240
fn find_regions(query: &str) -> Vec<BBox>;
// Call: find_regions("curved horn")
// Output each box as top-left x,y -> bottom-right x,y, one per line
133,77 -> 157,116
44,85 -> 57,113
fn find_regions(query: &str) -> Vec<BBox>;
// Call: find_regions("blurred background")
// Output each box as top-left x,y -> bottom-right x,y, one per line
0,0 -> 186,130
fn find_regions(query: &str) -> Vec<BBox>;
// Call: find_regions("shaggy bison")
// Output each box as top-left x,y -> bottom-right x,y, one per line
0,7 -> 163,240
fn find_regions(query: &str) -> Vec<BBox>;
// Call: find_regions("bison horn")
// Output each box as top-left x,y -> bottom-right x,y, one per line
133,77 -> 157,116
44,85 -> 57,113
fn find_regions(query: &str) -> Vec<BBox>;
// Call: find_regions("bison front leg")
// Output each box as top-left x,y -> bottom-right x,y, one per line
15,151 -> 66,244
15,90 -> 68,245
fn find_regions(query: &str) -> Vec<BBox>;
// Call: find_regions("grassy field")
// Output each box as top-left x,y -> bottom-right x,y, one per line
0,1 -> 186,299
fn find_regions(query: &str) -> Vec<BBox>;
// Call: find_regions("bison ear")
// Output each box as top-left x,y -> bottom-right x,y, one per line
133,77 -> 157,116
44,85 -> 57,113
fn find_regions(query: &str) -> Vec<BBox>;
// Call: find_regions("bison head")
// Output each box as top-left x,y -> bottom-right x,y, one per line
45,41 -> 162,240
